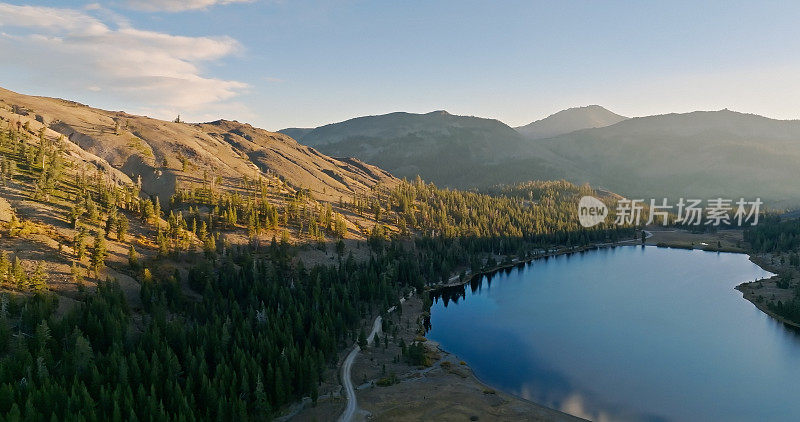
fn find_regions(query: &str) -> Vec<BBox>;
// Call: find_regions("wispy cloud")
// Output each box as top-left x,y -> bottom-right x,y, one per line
125,0 -> 255,12
0,2 -> 248,121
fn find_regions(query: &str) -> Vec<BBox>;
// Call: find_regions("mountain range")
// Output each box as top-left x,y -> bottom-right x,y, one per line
282,106 -> 800,206
281,110 -> 573,189
3,85 -> 797,207
533,109 -> 800,203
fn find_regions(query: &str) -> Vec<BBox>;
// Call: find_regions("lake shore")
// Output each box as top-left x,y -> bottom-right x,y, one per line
290,229 -> 790,421
640,228 -> 800,330
288,292 -> 584,421
286,233 -> 631,421
353,336 -> 585,421
430,230 -> 650,293
324,235 -> 657,421
736,254 -> 800,329
411,229 -> 798,422
316,235 -> 649,421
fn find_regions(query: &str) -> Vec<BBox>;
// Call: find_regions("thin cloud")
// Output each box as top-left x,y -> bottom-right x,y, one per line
0,2 -> 248,122
125,0 -> 255,12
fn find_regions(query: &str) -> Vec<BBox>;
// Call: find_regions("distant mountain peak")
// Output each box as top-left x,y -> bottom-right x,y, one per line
427,110 -> 451,116
569,104 -> 607,111
516,105 -> 628,140
286,109 -> 527,187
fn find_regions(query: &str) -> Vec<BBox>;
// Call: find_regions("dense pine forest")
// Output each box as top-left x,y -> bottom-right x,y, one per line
0,242 -> 421,420
745,216 -> 800,254
0,114 -> 636,420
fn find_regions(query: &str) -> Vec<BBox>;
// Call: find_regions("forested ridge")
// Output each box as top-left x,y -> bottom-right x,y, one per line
0,113 -> 636,420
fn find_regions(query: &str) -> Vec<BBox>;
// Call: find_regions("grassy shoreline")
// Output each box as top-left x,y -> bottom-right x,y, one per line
737,254 -> 800,330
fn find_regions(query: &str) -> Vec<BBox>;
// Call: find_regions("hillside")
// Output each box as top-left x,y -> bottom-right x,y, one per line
283,110 -> 539,188
197,120 -> 395,202
0,86 -> 408,306
515,105 -> 628,139
0,87 -> 396,203
533,109 -> 800,204
0,85 -> 631,302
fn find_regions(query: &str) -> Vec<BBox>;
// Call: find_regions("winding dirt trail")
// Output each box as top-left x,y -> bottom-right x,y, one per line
338,298 -> 406,422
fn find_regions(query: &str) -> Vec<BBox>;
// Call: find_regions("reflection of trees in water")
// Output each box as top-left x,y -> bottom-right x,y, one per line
430,284 -> 466,308
430,270 -> 506,309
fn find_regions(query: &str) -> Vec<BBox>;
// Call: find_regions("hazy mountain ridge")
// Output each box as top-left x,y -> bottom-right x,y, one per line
516,105 -> 628,139
536,109 -> 800,204
278,127 -> 314,141
284,105 -> 800,204
297,110 -> 523,146
284,110 -> 532,187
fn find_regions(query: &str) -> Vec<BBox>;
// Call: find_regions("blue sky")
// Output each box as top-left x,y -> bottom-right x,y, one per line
2,1 -> 800,130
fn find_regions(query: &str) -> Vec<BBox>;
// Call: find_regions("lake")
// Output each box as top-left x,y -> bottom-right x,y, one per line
426,246 -> 799,422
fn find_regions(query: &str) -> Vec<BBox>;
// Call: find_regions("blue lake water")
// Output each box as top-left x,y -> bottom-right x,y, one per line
426,246 -> 799,422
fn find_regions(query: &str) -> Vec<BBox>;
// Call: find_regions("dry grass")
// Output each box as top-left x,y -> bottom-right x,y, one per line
645,228 -> 746,252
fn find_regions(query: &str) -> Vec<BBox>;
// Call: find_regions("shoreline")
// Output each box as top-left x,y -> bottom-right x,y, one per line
349,330 -> 585,421
633,228 -> 800,331
286,239 -> 607,421
420,229 -> 800,422
291,229 -> 797,421
736,255 -> 800,330
429,231 -> 650,293
410,234 -> 652,421
427,340 -> 586,421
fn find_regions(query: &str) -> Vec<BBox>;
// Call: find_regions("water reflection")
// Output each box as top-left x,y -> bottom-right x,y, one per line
427,246 -> 795,422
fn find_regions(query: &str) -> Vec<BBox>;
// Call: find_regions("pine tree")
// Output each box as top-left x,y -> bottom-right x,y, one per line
11,256 -> 26,288
154,197 -> 161,221
91,233 -> 107,275
86,197 -> 99,223
336,239 -> 345,258
31,261 -> 47,291
69,204 -> 83,229
158,228 -> 169,257
203,235 -> 216,258
71,261 -> 83,286
75,228 -> 87,261
142,200 -> 155,223
128,245 -> 138,269
105,212 -> 117,238
198,221 -> 208,241
116,215 -> 129,242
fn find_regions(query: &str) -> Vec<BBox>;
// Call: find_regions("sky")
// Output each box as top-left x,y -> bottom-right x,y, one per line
2,0 -> 800,131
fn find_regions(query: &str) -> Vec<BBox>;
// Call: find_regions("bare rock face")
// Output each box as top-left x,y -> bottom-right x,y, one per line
0,86 -> 398,203
0,197 -> 13,223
